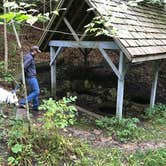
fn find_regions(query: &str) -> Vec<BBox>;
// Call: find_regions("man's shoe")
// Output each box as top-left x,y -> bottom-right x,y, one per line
19,104 -> 26,109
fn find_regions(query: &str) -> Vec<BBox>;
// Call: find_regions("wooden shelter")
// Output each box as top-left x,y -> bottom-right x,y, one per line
38,0 -> 166,119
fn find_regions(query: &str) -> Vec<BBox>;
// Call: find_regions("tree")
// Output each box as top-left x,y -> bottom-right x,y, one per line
0,1 -> 50,131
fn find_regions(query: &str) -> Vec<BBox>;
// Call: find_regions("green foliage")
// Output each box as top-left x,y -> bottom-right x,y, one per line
128,148 -> 166,166
39,96 -> 78,129
85,16 -> 117,37
11,143 -> 23,154
73,147 -> 124,166
0,1 -> 49,25
96,117 -> 140,142
7,121 -> 34,165
6,119 -> 76,165
0,61 -> 13,83
145,104 -> 166,119
145,104 -> 166,126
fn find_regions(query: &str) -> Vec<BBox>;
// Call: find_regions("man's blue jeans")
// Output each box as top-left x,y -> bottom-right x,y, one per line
20,77 -> 40,109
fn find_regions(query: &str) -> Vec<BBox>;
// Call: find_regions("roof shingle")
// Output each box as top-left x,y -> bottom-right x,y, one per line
87,0 -> 166,61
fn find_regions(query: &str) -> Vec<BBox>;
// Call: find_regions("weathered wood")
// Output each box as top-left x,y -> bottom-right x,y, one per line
40,0 -> 74,51
50,47 -> 57,95
63,17 -> 80,41
150,61 -> 160,108
116,51 -> 126,119
99,47 -> 120,79
75,105 -> 103,119
49,40 -> 119,49
50,46 -> 63,66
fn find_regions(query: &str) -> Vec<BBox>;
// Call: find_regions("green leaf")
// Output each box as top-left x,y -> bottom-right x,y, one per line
7,156 -> 16,164
15,13 -> 30,22
52,10 -> 59,15
11,144 -> 23,154
26,15 -> 38,25
4,2 -> 18,8
0,12 -> 16,22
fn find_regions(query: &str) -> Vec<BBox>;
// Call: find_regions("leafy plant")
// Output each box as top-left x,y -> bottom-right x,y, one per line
0,1 -> 49,25
96,117 -> 140,142
39,96 -> 78,129
144,104 -> 166,128
0,61 -> 14,83
145,104 -> 166,119
85,16 -> 117,37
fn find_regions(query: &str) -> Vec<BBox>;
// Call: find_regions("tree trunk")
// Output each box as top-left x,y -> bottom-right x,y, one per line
3,0 -> 8,72
7,3 -> 31,131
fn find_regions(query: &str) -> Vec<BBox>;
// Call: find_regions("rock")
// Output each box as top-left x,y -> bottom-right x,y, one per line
84,80 -> 91,89
96,98 -> 103,104
93,129 -> 102,135
16,108 -> 27,120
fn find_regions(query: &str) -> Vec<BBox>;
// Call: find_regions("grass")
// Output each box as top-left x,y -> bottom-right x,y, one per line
128,148 -> 166,166
0,102 -> 165,165
139,122 -> 166,141
64,145 -> 166,166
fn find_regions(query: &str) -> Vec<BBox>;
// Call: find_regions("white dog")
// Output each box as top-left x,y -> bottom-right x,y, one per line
0,87 -> 19,118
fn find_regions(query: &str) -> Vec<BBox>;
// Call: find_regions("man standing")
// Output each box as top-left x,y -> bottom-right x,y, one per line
19,46 -> 41,111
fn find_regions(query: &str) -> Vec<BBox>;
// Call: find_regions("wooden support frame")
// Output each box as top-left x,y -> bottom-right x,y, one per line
99,47 -> 120,79
63,17 -> 80,41
63,18 -> 91,67
150,60 -> 160,108
50,46 -> 63,95
49,40 -> 129,119
116,51 -> 126,119
42,0 -> 74,50
49,40 -> 119,49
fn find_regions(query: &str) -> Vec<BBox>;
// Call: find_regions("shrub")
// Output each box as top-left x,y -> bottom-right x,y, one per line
96,117 -> 140,142
6,96 -> 78,165
39,96 -> 77,129
145,104 -> 166,119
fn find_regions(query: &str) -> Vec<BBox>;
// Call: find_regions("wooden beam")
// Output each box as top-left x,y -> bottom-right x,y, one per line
50,46 -> 57,95
42,0 -> 74,50
99,48 -> 120,79
63,18 -> 91,67
75,105 -> 103,119
50,46 -> 63,66
116,51 -> 126,119
38,0 -> 65,48
49,40 -> 119,49
132,54 -> 166,63
150,60 -> 160,108
63,17 -> 80,41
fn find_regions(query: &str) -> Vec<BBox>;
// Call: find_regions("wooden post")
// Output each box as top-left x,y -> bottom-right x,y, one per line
50,46 -> 63,96
50,46 -> 56,96
150,61 -> 160,108
116,52 -> 126,119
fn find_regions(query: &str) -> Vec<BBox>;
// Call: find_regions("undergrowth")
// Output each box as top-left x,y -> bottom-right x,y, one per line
96,117 -> 140,142
145,103 -> 166,125
128,148 -> 166,166
1,96 -> 79,165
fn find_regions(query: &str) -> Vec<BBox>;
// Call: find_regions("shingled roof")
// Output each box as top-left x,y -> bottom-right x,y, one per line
38,0 -> 166,62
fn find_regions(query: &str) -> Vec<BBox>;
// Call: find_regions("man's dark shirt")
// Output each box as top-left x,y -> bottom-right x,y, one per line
24,52 -> 37,78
